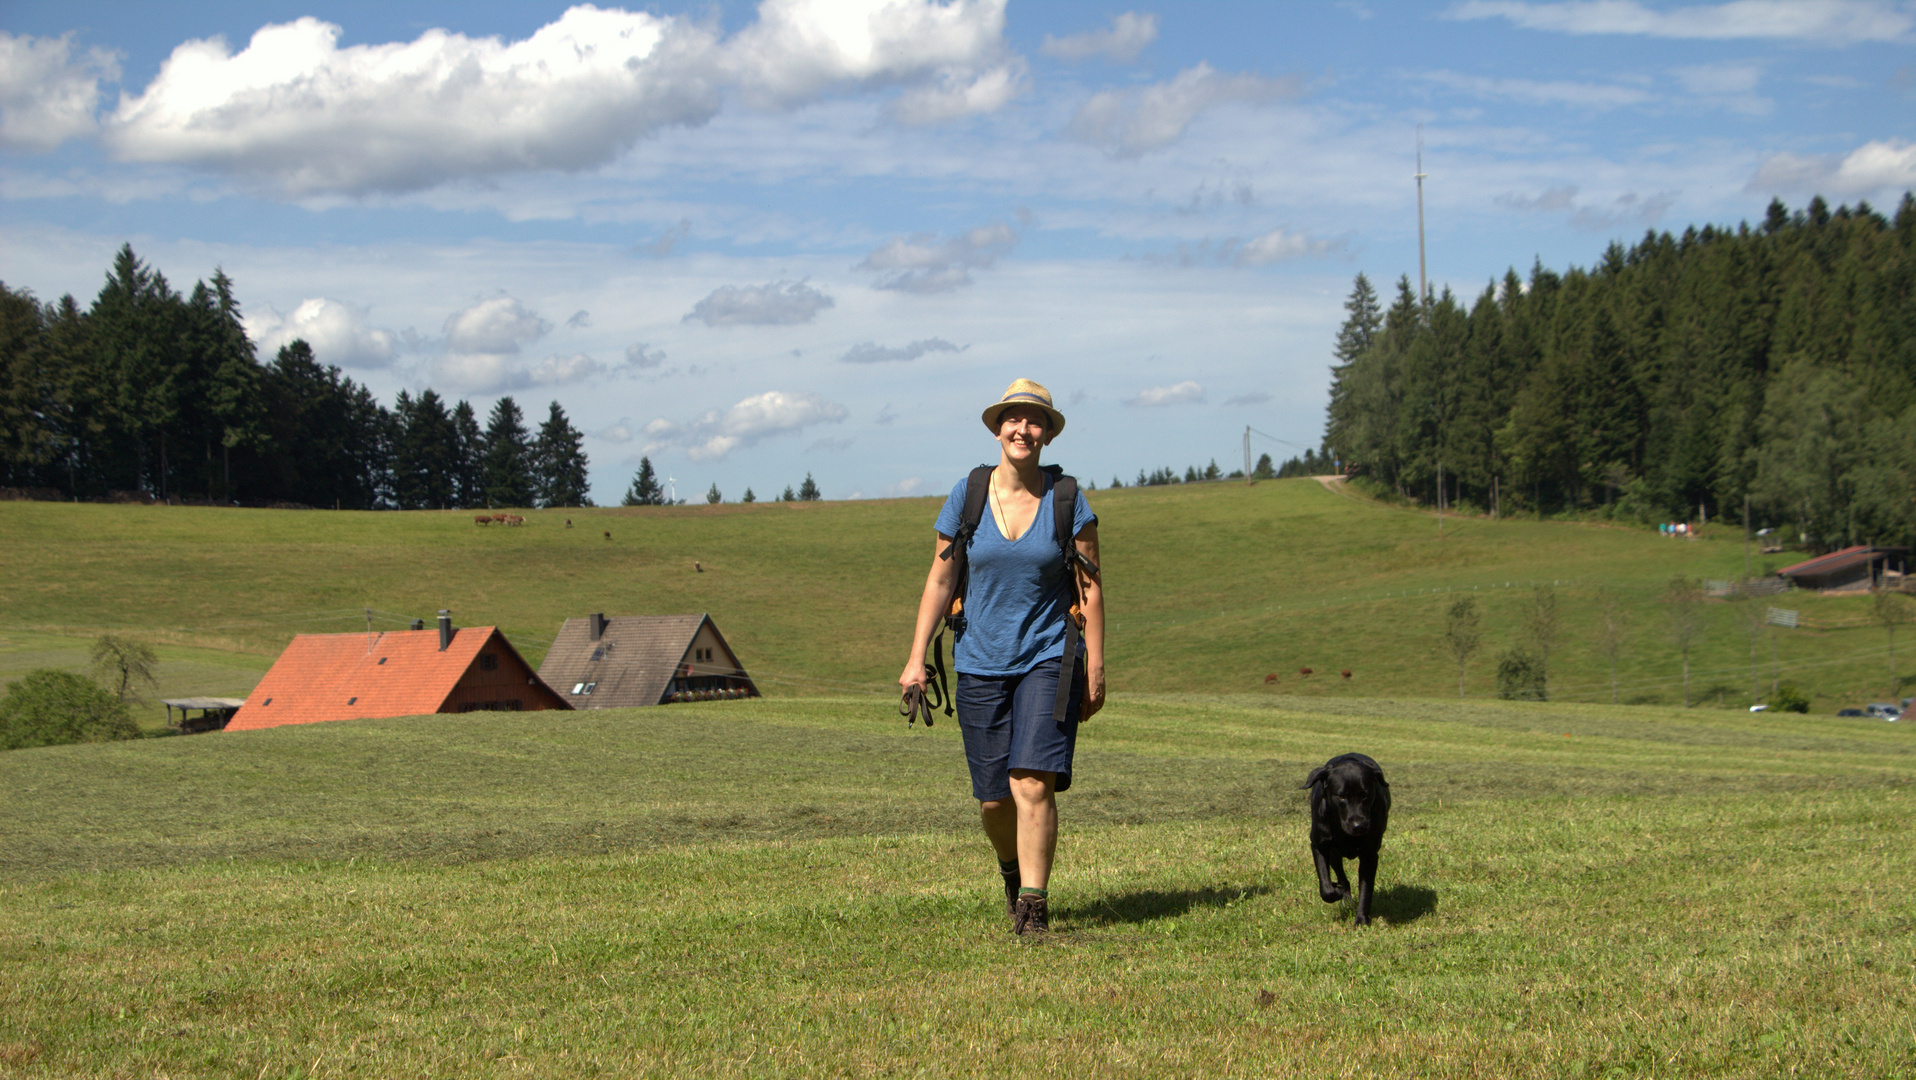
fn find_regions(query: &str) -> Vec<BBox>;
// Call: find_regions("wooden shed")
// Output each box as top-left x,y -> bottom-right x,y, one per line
538,613 -> 760,708
1776,545 -> 1909,593
226,614 -> 570,731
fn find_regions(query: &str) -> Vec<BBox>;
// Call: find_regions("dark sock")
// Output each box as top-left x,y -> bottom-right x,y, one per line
1019,887 -> 1047,898
998,859 -> 1019,876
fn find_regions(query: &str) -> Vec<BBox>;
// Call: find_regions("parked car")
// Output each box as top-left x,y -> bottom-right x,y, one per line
1748,703 -> 1768,713
1865,703 -> 1902,721
1837,708 -> 1866,717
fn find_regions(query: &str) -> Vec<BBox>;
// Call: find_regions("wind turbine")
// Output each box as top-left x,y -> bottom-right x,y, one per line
1415,124 -> 1429,306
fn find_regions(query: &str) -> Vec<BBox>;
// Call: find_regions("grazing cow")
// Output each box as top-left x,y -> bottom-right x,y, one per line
603,530 -> 612,540
694,561 -> 703,572
565,518 -> 573,529
1264,673 -> 1280,684
475,515 -> 493,525
1341,669 -> 1353,679
1300,667 -> 1314,677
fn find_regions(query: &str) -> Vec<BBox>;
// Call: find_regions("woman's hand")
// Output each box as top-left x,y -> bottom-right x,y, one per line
1081,665 -> 1105,722
899,661 -> 928,695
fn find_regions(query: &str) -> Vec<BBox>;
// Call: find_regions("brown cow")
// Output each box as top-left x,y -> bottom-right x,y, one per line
1299,667 -> 1314,676
475,515 -> 493,525
1264,673 -> 1280,685
1341,669 -> 1353,679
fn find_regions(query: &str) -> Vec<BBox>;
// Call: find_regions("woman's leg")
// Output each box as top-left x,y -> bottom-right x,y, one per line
1007,769 -> 1057,889
979,797 -> 1018,862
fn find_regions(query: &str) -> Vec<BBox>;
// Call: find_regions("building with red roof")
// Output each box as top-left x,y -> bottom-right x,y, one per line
1775,545 -> 1908,593
226,613 -> 569,732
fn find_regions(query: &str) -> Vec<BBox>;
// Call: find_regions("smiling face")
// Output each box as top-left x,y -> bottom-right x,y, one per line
996,403 -> 1053,461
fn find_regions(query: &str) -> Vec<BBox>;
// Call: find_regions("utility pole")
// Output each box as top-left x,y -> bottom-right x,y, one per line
1415,124 -> 1430,307
1244,427 -> 1253,483
1744,494 -> 1752,581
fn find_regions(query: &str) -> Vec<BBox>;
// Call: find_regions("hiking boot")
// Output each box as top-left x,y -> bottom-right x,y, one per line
1011,893 -> 1049,937
1002,874 -> 1020,920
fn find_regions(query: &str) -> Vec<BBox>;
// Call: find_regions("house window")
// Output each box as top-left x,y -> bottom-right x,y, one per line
590,647 -> 604,662
348,697 -> 357,705
479,653 -> 499,671
378,657 -> 388,665
262,698 -> 272,706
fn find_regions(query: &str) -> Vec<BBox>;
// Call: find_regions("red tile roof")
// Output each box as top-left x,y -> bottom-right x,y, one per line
1777,545 -> 1883,578
227,626 -> 569,731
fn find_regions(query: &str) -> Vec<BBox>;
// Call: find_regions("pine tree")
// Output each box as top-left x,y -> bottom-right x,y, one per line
781,484 -> 796,502
394,388 -> 457,509
706,482 -> 722,504
451,400 -> 485,508
482,397 -> 534,508
741,486 -> 756,503
533,400 -> 592,508
798,472 -> 821,500
622,456 -> 664,506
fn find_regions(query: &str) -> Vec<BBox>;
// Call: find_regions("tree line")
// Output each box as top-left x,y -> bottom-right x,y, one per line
1324,194 -> 1916,552
1,245 -> 591,509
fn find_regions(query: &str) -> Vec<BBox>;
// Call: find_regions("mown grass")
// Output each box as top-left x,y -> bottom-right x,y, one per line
1,480 -> 1906,714
3,695 -> 1911,1077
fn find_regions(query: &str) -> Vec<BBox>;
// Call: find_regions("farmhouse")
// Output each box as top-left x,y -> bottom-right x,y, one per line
538,613 -> 760,708
1776,545 -> 1909,594
226,612 -> 570,731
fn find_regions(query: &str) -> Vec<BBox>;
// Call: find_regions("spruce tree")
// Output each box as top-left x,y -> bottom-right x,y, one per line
533,400 -> 592,508
622,456 -> 664,506
798,473 -> 821,500
482,397 -> 534,508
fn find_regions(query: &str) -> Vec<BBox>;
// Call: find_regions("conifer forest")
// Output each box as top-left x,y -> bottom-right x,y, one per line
1325,195 -> 1916,552
0,245 -> 592,510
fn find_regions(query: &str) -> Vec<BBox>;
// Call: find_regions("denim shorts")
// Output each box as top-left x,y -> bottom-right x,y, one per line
955,656 -> 1084,801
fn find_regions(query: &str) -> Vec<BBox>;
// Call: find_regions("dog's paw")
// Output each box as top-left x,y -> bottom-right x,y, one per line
1319,887 -> 1348,904
1352,912 -> 1371,927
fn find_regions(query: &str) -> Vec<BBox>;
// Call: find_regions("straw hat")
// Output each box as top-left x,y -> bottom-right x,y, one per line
981,378 -> 1066,438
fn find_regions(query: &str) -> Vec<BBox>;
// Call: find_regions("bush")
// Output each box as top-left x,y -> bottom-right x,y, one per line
0,669 -> 141,750
1495,647 -> 1548,701
1766,683 -> 1810,714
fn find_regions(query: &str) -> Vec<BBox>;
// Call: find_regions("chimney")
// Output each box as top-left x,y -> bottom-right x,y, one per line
411,618 -> 424,631
590,613 -> 607,642
437,610 -> 452,651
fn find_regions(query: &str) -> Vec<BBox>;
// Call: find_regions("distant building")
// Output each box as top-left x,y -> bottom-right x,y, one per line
1776,545 -> 1909,593
539,613 -> 760,708
226,612 -> 569,731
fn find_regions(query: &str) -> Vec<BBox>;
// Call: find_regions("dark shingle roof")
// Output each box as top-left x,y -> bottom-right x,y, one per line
538,614 -> 756,708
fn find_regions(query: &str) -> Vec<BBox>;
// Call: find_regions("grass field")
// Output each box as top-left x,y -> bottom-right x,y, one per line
1,478 -> 1908,721
3,694 -> 1911,1077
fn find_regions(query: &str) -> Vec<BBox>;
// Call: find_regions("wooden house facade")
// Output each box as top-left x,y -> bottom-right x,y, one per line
538,613 -> 759,708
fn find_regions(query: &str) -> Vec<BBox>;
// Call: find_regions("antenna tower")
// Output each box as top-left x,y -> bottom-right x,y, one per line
1415,124 -> 1429,306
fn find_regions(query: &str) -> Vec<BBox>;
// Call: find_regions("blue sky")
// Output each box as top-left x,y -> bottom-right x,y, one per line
2,1 -> 1911,504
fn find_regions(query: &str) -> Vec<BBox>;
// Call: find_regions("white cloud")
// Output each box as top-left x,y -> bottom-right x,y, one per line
1158,228 -> 1341,267
97,0 -> 1019,197
1749,138 -> 1916,198
103,9 -> 725,196
624,342 -> 665,368
726,0 -> 1013,114
565,309 -> 592,329
840,337 -> 965,363
858,222 -> 1016,293
1128,381 -> 1205,406
598,418 -> 637,444
1065,63 -> 1302,157
1497,185 -> 1677,228
644,389 -> 850,460
0,32 -> 120,152
883,476 -> 925,497
1415,70 -> 1654,110
246,297 -> 399,368
529,353 -> 605,384
889,61 -> 1026,125
1447,1 -> 1915,44
684,280 -> 835,326
1041,13 -> 1159,62
444,296 -> 550,354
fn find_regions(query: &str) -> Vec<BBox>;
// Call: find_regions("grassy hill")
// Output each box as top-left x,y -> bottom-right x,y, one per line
1,479 -> 1906,718
2,695 -> 1910,1076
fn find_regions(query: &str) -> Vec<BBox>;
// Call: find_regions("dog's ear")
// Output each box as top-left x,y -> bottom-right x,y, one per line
1300,765 -> 1328,791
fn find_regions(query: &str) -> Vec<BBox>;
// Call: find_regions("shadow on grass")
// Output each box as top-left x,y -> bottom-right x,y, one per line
1066,884 -> 1272,927
1369,883 -> 1439,924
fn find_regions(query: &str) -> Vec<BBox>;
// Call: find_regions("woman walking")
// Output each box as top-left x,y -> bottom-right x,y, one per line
899,379 -> 1104,937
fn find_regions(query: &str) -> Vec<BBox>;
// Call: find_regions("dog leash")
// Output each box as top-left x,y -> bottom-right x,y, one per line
898,653 -> 951,728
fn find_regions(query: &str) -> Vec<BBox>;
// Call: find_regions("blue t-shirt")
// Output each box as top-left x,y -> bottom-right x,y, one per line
935,471 -> 1097,677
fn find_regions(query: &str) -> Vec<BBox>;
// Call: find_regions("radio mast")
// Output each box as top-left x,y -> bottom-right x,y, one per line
1415,124 -> 1429,306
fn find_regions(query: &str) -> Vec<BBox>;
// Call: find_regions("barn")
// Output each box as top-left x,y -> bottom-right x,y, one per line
538,613 -> 760,708
1776,545 -> 1909,594
226,612 -> 570,731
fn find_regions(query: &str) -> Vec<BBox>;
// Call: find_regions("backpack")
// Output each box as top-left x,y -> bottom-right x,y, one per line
928,463 -> 1098,723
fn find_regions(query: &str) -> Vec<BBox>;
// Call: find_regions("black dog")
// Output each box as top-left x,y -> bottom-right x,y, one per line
1301,753 -> 1391,926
